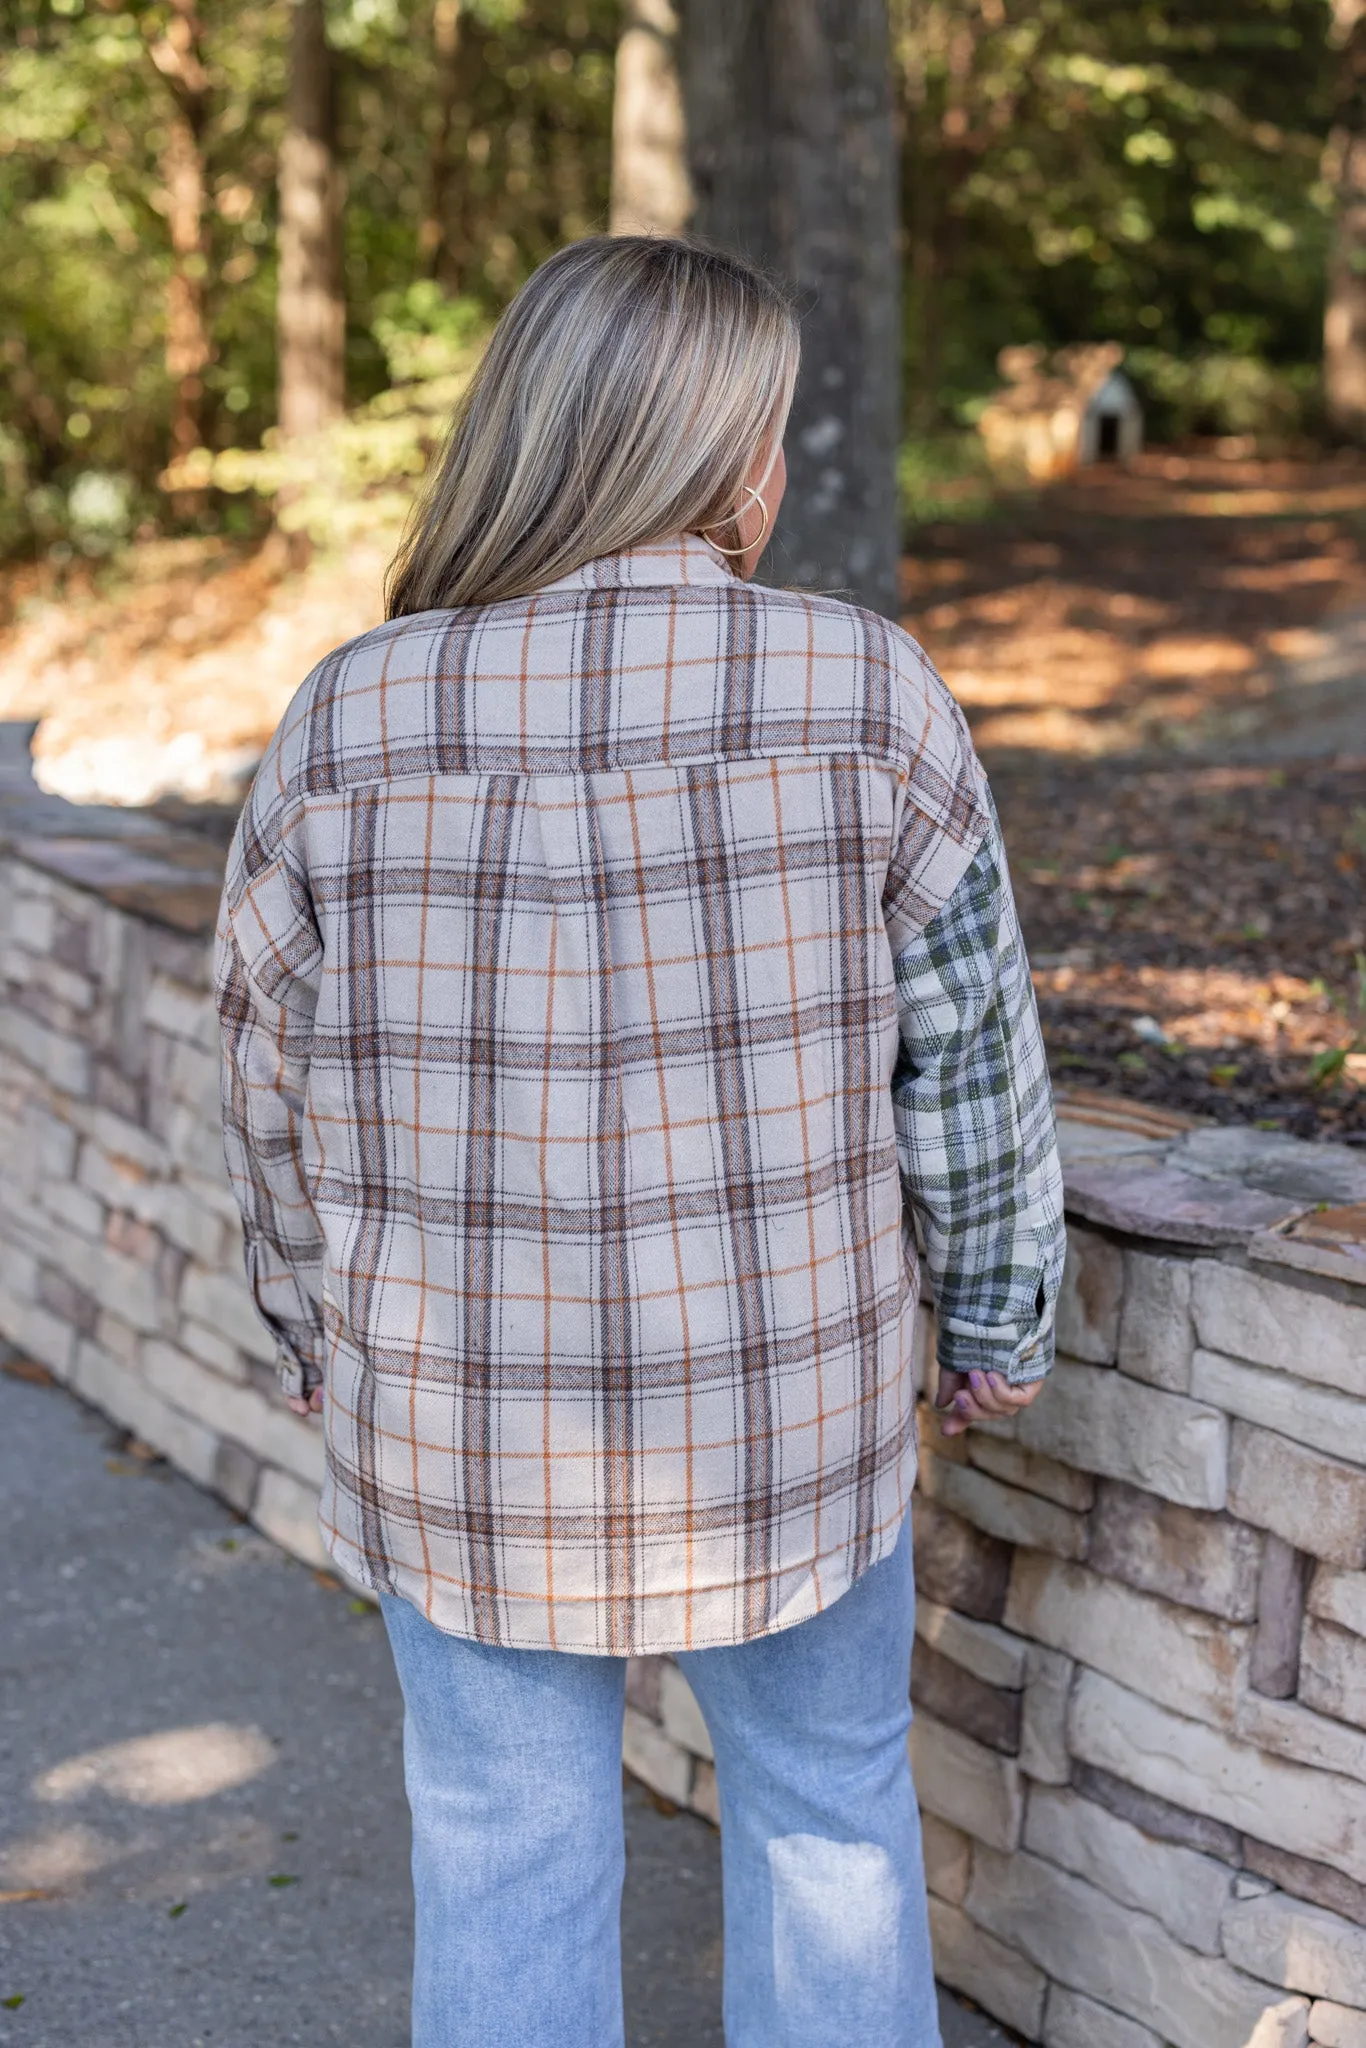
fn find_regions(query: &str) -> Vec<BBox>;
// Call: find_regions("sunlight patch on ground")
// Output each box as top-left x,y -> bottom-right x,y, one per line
0,1822 -> 125,1891
902,459 -> 1366,759
0,534 -> 387,806
0,1813 -> 282,1904
34,1723 -> 276,1808
1139,635 -> 1255,680
1033,960 -> 1339,1058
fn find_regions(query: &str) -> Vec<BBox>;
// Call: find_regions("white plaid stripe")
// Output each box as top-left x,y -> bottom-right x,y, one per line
215,536 -> 1062,1652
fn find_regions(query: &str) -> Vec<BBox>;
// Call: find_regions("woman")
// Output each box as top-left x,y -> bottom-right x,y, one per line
216,235 -> 1064,2048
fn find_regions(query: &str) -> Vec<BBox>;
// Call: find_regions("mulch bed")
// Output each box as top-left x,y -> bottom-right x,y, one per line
992,754 -> 1366,1143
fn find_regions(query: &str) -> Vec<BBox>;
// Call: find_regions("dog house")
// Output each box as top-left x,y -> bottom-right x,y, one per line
1080,367 -> 1143,464
979,343 -> 1144,482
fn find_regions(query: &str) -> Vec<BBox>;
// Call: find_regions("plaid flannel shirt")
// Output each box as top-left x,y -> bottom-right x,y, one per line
215,536 -> 1063,1654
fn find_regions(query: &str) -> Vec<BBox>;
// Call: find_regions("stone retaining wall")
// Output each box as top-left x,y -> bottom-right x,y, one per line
0,735 -> 329,1568
4,731 -> 1366,2048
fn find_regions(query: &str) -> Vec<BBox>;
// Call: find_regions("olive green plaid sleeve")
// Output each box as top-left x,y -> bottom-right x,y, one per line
890,800 -> 1065,1385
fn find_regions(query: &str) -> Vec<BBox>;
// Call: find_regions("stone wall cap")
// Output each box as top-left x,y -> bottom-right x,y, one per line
0,788 -> 175,844
1055,1089 -> 1201,1141
0,718 -> 177,843
1055,1094 -> 1366,1252
1063,1159 -> 1305,1248
1250,1204 -> 1366,1292
14,834 -> 226,935
1056,1120 -> 1173,1173
1178,1126 -> 1366,1208
1055,1092 -> 1195,1174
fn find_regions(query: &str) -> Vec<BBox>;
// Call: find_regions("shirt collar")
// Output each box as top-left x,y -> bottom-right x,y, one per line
535,533 -> 738,596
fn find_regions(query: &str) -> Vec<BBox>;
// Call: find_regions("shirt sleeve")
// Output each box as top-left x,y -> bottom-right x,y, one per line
889,794 -> 1065,1386
214,799 -> 327,1400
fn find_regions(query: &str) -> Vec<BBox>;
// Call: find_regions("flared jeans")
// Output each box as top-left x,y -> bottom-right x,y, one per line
380,1513 -> 941,2047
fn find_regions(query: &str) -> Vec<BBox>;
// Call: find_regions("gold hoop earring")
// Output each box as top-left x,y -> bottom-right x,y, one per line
700,485 -> 770,558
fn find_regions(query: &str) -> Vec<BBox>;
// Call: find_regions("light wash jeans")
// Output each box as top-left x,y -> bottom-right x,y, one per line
380,1513 -> 940,2048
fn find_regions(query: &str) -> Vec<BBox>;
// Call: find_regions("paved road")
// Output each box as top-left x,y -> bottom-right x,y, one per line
0,1366 -> 1010,2047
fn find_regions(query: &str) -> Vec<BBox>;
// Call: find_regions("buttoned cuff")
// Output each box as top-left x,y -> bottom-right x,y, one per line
276,1345 -> 324,1401
937,1308 -> 1054,1387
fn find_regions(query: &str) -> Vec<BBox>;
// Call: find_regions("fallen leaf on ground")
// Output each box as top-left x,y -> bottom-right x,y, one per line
1,1359 -> 54,1386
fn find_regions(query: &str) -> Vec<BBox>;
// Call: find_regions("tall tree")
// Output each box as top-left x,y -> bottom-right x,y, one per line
419,0 -> 472,285
146,0 -> 213,466
1327,0 -> 1366,438
278,0 -> 346,437
610,0 -> 691,235
682,0 -> 900,618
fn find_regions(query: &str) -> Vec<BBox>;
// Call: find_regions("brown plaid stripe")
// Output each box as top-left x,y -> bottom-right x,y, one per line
216,537 -> 999,1653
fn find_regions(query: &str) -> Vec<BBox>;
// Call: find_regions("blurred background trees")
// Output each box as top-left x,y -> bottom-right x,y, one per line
1325,0 -> 1366,434
895,0 -> 1334,439
609,0 -> 688,235
0,0 -> 617,558
0,0 -> 1349,569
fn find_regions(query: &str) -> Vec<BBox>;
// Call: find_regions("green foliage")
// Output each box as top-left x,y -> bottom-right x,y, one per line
0,0 -> 287,553
370,282 -> 489,384
1125,348 -> 1321,440
0,0 -> 615,560
897,432 -> 997,524
165,295 -> 489,552
0,0 -> 1349,569
894,0 -> 1336,428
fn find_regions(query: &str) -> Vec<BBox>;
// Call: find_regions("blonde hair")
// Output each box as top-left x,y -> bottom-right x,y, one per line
385,235 -> 800,617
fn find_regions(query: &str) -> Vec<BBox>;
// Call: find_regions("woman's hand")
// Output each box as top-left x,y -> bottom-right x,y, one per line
287,1387 -> 324,1419
935,1368 -> 1044,1438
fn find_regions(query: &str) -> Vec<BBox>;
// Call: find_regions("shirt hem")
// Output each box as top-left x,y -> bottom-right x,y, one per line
317,1502 -> 915,1659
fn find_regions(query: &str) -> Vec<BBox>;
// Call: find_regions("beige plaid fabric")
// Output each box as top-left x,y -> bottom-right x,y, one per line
216,536 -> 1028,1653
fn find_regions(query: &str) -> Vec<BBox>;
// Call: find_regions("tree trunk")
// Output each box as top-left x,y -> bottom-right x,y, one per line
278,0 -> 346,438
610,0 -> 691,236
1326,0 -> 1366,440
419,0 -> 470,286
163,110 -> 210,463
146,0 -> 212,468
682,0 -> 901,618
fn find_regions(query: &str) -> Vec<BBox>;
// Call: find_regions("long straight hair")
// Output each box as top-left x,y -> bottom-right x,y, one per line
385,235 -> 800,617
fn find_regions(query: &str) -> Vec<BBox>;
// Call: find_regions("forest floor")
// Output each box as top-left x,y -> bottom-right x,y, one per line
2,446 -> 1364,1141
